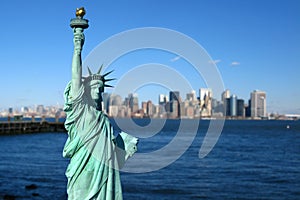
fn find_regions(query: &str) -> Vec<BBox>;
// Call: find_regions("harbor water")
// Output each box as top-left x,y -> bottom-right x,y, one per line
0,120 -> 299,199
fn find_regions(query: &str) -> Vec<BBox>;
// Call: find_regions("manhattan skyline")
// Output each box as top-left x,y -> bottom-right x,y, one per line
0,88 -> 269,120
1,0 -> 299,114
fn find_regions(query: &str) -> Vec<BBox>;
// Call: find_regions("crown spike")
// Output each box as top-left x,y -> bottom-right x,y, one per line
104,78 -> 116,82
87,66 -> 93,75
104,84 -> 114,88
97,64 -> 103,74
102,70 -> 114,77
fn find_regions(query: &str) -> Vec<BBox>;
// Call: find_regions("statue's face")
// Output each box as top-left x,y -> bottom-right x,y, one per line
89,80 -> 103,101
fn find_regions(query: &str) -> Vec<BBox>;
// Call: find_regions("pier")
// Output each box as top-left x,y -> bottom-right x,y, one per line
0,121 -> 66,135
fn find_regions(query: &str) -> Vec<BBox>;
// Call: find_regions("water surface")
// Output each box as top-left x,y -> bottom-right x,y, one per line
0,120 -> 299,199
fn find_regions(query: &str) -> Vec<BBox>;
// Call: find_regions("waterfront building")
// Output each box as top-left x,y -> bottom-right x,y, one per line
222,89 -> 230,103
245,100 -> 251,117
169,100 -> 179,118
36,105 -> 45,115
110,94 -> 122,106
212,98 -> 224,116
119,105 -> 132,118
185,106 -> 194,118
21,107 -> 29,113
165,101 -> 171,113
124,96 -> 129,107
159,94 -> 168,105
124,106 -> 131,117
237,99 -> 245,117
186,90 -> 197,102
169,91 -> 181,118
102,92 -> 110,114
222,89 -> 230,116
128,93 -> 139,114
199,88 -> 212,101
158,104 -> 167,118
199,88 -> 212,117
180,102 -> 187,117
225,98 -> 231,116
159,94 -> 164,105
170,91 -> 180,102
8,108 -> 13,115
147,100 -> 153,117
250,90 -> 267,118
141,102 -> 147,115
109,105 -> 119,117
230,95 -> 237,117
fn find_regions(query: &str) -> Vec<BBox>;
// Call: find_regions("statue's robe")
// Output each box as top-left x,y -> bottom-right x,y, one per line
63,82 -> 137,200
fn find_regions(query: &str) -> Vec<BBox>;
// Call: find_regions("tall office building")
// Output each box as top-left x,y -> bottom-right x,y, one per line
199,88 -> 212,101
8,107 -> 13,115
110,94 -> 122,106
141,102 -> 147,114
158,94 -> 169,105
222,89 -> 230,116
128,93 -> 139,114
186,90 -> 197,102
170,91 -> 180,102
102,92 -> 110,113
37,105 -> 45,115
159,94 -> 165,105
225,98 -> 231,116
245,99 -> 251,117
222,89 -> 230,103
230,95 -> 237,117
250,90 -> 267,118
147,100 -> 153,117
237,99 -> 245,117
169,91 -> 181,118
170,100 -> 179,118
199,88 -> 212,117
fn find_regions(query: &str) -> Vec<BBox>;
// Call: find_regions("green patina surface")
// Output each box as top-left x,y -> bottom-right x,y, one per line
63,8 -> 137,200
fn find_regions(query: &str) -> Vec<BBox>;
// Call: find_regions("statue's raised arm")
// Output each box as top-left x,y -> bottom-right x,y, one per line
69,7 -> 89,97
71,28 -> 84,96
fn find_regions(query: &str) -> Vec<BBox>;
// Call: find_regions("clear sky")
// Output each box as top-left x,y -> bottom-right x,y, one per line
1,0 -> 299,114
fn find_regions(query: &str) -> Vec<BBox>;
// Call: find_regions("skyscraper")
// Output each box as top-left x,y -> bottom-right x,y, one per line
158,94 -> 168,105
225,98 -> 231,116
159,94 -> 165,105
230,95 -> 237,117
186,90 -> 197,102
128,93 -> 139,114
169,91 -> 181,118
170,91 -> 180,102
222,89 -> 230,116
199,88 -> 212,117
222,89 -> 230,103
102,92 -> 110,114
237,99 -> 245,117
199,88 -> 212,101
147,100 -> 153,117
250,90 -> 267,118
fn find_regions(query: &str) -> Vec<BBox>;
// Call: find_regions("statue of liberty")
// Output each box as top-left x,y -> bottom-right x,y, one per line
63,8 -> 138,200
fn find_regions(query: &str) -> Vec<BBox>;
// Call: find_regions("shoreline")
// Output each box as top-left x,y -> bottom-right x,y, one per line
0,118 -> 298,136
0,121 -> 66,135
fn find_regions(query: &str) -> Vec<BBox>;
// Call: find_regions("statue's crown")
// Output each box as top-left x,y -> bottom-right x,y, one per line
82,65 -> 115,88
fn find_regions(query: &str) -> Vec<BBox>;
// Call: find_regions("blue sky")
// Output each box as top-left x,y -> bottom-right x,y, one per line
1,0 -> 299,114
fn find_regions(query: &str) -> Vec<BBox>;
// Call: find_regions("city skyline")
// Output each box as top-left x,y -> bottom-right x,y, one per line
0,86 -> 290,117
103,88 -> 269,118
2,86 -> 299,120
1,87 -> 269,119
1,1 -> 300,114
